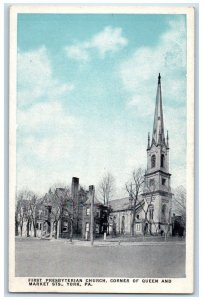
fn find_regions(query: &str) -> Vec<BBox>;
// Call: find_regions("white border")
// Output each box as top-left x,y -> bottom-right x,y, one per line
8,4 -> 194,294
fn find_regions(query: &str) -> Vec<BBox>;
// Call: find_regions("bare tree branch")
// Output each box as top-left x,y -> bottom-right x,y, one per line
97,172 -> 115,206
125,168 -> 145,236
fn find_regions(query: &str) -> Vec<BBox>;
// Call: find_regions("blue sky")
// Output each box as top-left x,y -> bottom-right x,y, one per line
17,13 -> 187,197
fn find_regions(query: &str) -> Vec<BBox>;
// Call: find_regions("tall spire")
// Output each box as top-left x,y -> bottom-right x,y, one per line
147,132 -> 150,149
166,130 -> 169,148
151,73 -> 165,146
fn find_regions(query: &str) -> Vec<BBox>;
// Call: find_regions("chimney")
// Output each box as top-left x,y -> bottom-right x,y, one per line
89,185 -> 95,194
71,177 -> 79,199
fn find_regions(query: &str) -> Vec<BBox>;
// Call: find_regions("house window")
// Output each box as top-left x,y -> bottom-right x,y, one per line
136,223 -> 141,231
162,178 -> 166,185
85,222 -> 90,232
151,154 -> 156,168
86,208 -> 90,215
95,224 -> 99,233
161,154 -> 165,168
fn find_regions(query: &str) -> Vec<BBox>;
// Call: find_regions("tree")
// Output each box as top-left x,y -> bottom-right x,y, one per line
24,190 -> 39,238
125,168 -> 145,236
43,187 -> 70,239
173,185 -> 186,226
15,189 -> 39,237
97,172 -> 115,206
15,191 -> 27,236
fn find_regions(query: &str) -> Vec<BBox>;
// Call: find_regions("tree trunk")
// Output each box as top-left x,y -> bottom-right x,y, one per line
15,220 -> 19,236
131,209 -> 136,236
55,221 -> 58,239
26,220 -> 30,237
33,222 -> 37,237
20,224 -> 23,237
70,219 -> 73,242
131,199 -> 137,237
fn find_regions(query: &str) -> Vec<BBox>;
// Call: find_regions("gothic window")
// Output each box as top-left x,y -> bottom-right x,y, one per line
136,223 -> 141,231
161,154 -> 165,167
151,154 -> 156,168
162,178 -> 166,185
150,179 -> 155,186
149,204 -> 154,220
136,214 -> 139,220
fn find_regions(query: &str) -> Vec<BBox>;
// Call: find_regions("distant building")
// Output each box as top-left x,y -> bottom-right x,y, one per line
171,214 -> 185,237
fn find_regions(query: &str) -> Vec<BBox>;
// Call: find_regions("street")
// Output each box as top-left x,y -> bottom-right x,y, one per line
15,238 -> 185,278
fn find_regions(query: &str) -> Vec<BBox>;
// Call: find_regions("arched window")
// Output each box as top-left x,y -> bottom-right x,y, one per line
161,154 -> 165,168
151,154 -> 156,168
149,204 -> 154,220
161,204 -> 166,222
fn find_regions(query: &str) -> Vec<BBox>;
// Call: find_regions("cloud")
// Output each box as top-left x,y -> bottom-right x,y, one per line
119,18 -> 186,115
17,47 -> 78,193
17,101 -> 78,165
17,46 -> 74,107
17,102 -> 76,135
17,101 -> 80,194
64,45 -> 89,62
91,26 -> 128,56
64,26 -> 128,62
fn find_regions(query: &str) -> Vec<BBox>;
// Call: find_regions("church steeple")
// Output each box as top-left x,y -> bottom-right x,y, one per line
143,74 -> 172,234
151,73 -> 165,146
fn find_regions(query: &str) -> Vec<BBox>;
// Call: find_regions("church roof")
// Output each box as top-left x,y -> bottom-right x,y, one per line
109,196 -> 144,212
109,197 -> 131,211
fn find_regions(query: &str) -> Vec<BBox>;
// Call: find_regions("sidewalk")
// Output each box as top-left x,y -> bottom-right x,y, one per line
49,235 -> 185,247
16,235 -> 185,247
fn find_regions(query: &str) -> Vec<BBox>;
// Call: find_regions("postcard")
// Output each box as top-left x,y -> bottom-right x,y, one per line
9,5 -> 194,293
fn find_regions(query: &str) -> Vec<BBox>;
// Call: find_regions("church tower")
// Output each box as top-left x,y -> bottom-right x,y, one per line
143,74 -> 172,234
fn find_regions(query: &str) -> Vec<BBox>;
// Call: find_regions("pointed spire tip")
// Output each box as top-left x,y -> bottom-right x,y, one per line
158,73 -> 161,84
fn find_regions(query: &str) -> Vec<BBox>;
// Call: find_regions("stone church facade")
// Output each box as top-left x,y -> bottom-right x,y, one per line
109,74 -> 173,236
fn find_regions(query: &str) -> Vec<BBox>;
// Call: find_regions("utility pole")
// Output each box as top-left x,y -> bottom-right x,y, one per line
89,185 -> 95,246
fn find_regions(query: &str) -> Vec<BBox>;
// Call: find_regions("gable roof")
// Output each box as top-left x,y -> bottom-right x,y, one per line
109,196 -> 144,212
109,197 -> 130,211
84,194 -> 103,206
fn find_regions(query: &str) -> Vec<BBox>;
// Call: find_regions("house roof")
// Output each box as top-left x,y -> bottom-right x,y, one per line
84,194 -> 103,206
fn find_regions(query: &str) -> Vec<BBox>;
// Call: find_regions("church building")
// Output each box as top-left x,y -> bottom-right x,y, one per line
109,74 -> 173,236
